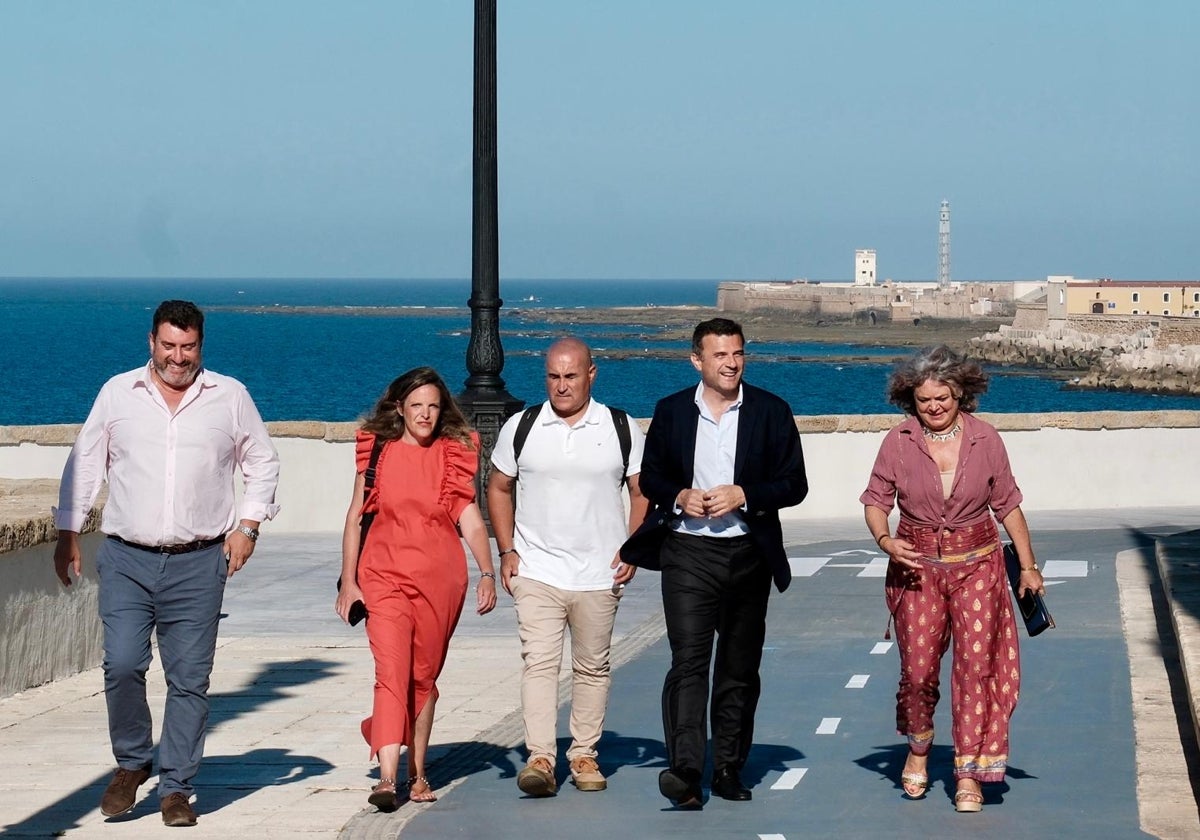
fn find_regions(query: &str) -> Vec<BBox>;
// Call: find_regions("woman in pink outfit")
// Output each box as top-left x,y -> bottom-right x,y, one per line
335,367 -> 497,810
860,346 -> 1045,813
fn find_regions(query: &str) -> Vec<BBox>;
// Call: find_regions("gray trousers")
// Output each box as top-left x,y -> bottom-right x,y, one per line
96,538 -> 227,799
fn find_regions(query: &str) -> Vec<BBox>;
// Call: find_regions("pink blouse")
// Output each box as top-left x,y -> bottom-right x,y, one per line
859,411 -> 1023,528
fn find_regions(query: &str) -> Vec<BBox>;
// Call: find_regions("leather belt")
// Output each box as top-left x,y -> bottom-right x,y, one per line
107,535 -> 225,556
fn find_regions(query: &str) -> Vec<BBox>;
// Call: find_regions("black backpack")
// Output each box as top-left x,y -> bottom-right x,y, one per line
511,404 -> 632,488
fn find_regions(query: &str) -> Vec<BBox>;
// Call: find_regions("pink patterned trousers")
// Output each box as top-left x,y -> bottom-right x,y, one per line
887,520 -> 1021,782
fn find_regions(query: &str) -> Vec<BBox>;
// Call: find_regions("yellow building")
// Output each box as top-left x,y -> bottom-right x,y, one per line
1048,277 -> 1200,318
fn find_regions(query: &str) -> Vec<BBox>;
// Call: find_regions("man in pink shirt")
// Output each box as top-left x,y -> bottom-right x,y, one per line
53,300 -> 280,827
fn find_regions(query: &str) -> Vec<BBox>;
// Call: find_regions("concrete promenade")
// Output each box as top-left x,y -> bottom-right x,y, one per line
3,509 -> 1200,838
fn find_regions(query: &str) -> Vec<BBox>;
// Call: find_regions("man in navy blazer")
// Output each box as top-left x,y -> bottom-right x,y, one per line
621,318 -> 807,808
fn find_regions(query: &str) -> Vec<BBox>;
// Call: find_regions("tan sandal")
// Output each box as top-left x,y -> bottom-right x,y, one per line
954,787 -> 983,813
900,748 -> 929,799
407,775 -> 438,803
368,777 -> 398,812
901,771 -> 929,799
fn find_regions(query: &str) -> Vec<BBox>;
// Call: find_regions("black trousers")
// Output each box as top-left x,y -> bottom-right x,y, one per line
660,531 -> 772,775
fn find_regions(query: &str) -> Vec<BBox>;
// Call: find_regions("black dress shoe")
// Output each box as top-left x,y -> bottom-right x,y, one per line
711,766 -> 752,801
658,768 -> 703,808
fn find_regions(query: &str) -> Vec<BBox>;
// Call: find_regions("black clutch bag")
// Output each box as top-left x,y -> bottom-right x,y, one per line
336,575 -> 368,626
1004,543 -> 1055,637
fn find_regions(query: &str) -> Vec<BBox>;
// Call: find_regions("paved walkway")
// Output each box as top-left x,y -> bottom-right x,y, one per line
2,509 -> 1200,838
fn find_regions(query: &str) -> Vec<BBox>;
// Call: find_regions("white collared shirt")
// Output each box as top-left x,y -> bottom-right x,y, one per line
491,399 -> 644,591
676,381 -> 749,537
54,362 -> 281,544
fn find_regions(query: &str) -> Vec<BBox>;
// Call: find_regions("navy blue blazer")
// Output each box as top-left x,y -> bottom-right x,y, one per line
620,382 -> 808,592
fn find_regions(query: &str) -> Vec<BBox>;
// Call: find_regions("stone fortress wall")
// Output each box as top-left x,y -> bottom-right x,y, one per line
717,280 -> 1016,321
972,314 -> 1200,395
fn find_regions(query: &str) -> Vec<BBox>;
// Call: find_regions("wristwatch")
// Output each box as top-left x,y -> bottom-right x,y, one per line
236,524 -> 259,542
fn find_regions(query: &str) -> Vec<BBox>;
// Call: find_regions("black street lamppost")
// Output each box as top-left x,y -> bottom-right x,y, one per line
459,0 -> 523,505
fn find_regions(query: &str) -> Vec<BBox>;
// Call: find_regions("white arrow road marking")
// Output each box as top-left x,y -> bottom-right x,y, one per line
771,768 -> 808,790
758,835 -> 787,840
846,674 -> 869,688
816,717 -> 841,734
832,548 -> 877,556
871,642 -> 893,654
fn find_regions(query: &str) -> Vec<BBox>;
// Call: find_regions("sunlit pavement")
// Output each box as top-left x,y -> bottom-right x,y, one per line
3,509 -> 1200,839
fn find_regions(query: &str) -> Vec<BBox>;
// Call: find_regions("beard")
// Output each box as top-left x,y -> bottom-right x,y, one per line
153,356 -> 201,390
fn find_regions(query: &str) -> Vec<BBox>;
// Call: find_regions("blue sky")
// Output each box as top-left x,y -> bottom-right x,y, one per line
1,1 -> 1195,281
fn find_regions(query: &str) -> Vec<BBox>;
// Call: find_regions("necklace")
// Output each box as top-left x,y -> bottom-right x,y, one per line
923,422 -> 961,443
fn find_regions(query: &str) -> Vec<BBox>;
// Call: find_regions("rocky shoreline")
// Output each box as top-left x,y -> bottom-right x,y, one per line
969,324 -> 1200,397
506,305 -> 1008,349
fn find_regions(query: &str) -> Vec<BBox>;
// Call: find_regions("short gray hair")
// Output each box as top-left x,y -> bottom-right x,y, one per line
886,345 -> 989,414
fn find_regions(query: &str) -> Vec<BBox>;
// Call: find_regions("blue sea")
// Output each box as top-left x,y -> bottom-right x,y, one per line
3,277 -> 1199,425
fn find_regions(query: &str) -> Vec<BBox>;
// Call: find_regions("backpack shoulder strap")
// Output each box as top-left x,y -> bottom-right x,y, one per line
363,436 -> 386,494
511,405 -> 542,478
608,406 -> 631,488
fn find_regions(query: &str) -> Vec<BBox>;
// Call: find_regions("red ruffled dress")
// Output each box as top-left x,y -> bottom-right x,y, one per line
354,429 -> 479,757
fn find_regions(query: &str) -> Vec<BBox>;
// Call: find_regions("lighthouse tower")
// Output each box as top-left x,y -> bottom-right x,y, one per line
938,200 -> 951,289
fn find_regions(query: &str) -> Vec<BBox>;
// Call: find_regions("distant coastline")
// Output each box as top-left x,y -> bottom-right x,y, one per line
212,301 -> 1009,352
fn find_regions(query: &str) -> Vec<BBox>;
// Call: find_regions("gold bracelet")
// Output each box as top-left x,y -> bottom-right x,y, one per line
1020,562 -> 1039,571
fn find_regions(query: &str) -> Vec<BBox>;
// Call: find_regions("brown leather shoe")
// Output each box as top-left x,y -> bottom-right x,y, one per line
100,765 -> 152,817
160,792 -> 197,827
516,756 -> 557,796
569,756 -> 607,791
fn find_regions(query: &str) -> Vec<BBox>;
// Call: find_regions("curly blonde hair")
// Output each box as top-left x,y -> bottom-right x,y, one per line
360,367 -> 476,448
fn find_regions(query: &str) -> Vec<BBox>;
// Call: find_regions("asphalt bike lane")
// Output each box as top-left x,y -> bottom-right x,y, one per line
396,527 -> 1152,840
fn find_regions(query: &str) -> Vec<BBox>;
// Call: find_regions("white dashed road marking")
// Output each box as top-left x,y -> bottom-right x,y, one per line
845,674 -> 869,688
788,557 -> 830,577
1042,560 -> 1088,577
771,768 -> 808,790
816,717 -> 841,734
858,557 -> 889,577
871,642 -> 893,654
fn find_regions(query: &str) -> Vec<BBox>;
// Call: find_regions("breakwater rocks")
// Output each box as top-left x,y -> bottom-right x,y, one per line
970,325 -> 1200,396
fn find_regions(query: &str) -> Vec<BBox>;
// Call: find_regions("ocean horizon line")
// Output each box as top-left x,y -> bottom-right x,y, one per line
0,275 -> 1036,285
0,275 -> 729,284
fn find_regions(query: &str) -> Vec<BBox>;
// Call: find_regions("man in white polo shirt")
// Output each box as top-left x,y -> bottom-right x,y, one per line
487,337 -> 648,797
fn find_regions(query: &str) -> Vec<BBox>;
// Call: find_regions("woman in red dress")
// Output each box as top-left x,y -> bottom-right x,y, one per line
335,367 -> 497,809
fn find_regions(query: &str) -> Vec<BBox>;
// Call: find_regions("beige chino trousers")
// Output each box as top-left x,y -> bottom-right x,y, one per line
512,575 -> 622,763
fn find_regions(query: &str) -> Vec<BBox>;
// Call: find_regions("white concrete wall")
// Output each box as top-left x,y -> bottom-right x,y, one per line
0,433 -> 358,535
5,414 -> 1199,531
1,441 -> 73,480
792,424 -> 1200,521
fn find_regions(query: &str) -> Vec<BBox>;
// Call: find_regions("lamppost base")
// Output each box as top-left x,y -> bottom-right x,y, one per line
458,386 -> 524,529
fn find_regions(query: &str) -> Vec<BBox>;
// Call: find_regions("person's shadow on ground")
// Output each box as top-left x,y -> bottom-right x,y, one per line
1,658 -> 338,836
856,742 -> 1033,805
